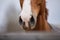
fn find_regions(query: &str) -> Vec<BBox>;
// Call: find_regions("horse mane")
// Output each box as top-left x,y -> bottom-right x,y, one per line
33,0 -> 51,32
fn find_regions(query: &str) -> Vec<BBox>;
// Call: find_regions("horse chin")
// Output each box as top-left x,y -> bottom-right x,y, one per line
22,26 -> 35,31
31,26 -> 35,29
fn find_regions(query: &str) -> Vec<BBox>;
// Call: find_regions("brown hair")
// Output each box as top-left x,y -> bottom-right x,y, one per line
33,0 -> 51,32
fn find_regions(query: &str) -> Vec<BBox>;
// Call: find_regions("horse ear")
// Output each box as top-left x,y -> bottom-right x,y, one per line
20,0 -> 24,8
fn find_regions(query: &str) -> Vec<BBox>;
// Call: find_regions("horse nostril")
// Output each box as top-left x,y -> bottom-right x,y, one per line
19,17 -> 23,25
29,16 -> 35,26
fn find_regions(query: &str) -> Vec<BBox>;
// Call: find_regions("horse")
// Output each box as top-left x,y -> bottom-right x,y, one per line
19,0 -> 52,32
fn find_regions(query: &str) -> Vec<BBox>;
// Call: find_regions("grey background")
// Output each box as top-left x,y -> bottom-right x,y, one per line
47,0 -> 60,25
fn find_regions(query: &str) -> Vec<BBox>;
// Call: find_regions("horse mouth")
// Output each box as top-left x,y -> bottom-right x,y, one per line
23,26 -> 31,31
22,25 -> 35,31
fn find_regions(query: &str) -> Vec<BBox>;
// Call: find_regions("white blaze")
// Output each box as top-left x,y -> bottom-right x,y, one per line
20,0 -> 32,27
